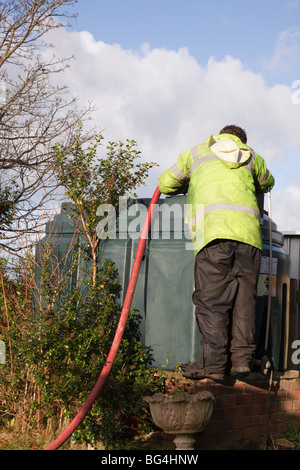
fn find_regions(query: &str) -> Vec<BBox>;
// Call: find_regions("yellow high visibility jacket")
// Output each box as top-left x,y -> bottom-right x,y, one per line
158,133 -> 275,255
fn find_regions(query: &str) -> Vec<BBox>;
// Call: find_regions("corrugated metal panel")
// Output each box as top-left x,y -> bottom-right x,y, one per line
282,233 -> 300,372
283,233 -> 300,280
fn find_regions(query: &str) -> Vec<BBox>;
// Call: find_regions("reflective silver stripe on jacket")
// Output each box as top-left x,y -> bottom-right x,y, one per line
172,146 -> 258,188
244,148 -> 256,175
170,163 -> 189,182
189,203 -> 260,229
191,146 -> 217,174
258,169 -> 270,183
190,146 -> 255,175
243,149 -> 270,184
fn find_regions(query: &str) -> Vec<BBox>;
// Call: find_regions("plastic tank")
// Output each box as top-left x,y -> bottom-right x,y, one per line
99,195 -> 199,369
36,194 -> 292,372
101,193 -> 292,372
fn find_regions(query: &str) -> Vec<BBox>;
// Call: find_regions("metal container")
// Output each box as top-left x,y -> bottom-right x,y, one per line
254,206 -> 291,371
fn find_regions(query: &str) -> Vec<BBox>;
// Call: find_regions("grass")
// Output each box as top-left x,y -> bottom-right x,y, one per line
1,424 -> 300,451
0,426 -> 175,451
0,430 -> 46,451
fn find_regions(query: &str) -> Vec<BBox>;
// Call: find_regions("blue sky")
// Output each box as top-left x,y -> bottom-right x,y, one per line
44,0 -> 300,231
72,0 -> 300,86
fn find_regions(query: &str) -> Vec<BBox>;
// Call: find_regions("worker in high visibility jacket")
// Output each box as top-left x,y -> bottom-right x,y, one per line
158,125 -> 275,383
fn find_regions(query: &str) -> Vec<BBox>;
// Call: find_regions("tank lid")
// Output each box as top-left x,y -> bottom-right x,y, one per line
261,211 -> 284,246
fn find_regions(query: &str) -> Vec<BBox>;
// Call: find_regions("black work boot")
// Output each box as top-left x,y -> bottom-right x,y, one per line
174,362 -> 226,383
174,360 -> 205,379
230,366 -> 250,380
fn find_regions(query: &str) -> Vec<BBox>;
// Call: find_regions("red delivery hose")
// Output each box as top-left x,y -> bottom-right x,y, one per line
45,186 -> 161,450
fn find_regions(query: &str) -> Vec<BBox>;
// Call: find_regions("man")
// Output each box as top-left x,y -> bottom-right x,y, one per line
158,125 -> 275,382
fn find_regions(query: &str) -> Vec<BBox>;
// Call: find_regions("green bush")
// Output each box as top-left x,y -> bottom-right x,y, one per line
26,257 -> 163,447
0,132 -> 161,448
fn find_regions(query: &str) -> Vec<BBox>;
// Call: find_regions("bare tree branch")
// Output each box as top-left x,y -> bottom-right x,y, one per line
0,1 -> 97,254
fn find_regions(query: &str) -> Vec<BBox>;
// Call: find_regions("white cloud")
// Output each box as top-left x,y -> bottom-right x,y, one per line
272,186 -> 300,232
42,29 -> 300,229
285,0 -> 300,9
265,27 -> 300,74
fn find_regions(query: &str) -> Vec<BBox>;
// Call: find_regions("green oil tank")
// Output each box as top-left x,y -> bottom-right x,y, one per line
36,193 -> 292,373
99,193 -> 292,372
98,195 -> 199,369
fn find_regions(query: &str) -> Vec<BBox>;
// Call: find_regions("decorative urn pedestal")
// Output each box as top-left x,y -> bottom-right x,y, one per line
143,391 -> 214,450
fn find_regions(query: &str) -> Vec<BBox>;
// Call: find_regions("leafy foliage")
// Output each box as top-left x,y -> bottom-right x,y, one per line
0,124 -> 162,448
53,124 -> 157,286
53,124 -> 157,235
28,255 -> 163,446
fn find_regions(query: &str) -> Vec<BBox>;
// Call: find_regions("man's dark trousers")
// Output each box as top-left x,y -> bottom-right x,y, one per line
193,240 -> 261,375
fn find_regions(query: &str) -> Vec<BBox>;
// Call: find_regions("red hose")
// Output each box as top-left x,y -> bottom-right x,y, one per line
44,186 -> 161,450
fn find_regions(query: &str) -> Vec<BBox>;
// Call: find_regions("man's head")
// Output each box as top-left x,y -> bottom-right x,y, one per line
219,125 -> 247,144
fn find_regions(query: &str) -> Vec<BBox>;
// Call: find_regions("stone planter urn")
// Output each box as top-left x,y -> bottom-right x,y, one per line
143,391 -> 214,450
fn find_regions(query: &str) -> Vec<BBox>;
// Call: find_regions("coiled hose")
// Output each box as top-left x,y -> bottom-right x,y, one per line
45,186 -> 161,450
